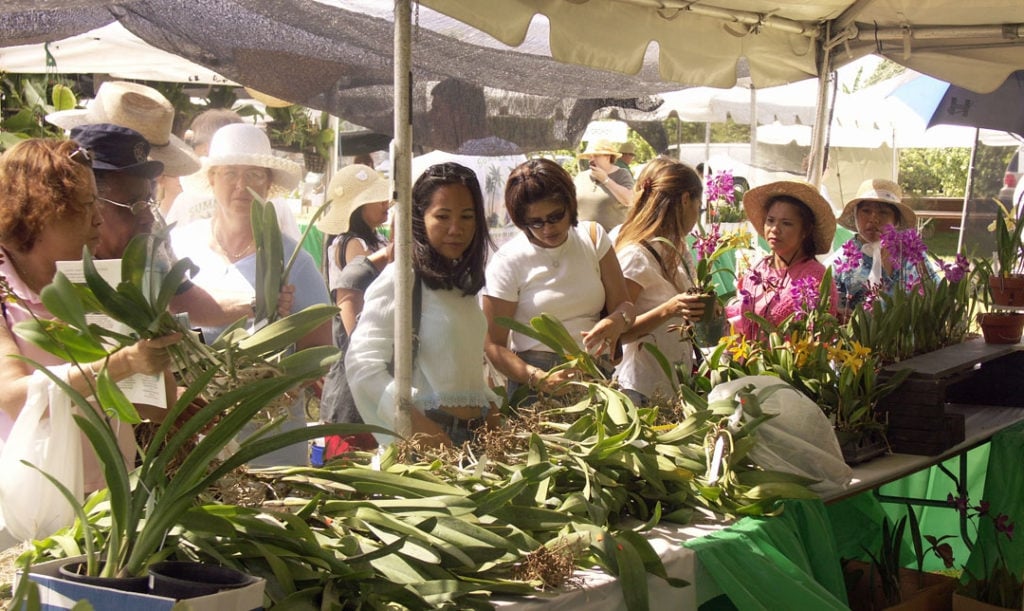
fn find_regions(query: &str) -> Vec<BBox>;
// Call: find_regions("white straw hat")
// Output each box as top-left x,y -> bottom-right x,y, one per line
837,178 -> 917,231
46,81 -> 200,177
315,164 -> 391,234
201,124 -> 302,192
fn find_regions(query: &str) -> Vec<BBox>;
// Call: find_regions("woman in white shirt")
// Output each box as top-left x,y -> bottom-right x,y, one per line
483,158 -> 634,404
613,157 -> 708,405
346,163 -> 498,447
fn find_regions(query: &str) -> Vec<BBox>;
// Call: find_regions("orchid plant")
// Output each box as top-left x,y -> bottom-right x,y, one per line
846,226 -> 979,364
987,198 -> 1024,277
926,495 -> 1022,608
682,222 -> 751,300
705,170 -> 746,224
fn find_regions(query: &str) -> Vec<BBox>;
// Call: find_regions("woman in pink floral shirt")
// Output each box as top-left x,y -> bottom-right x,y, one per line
726,180 -> 838,340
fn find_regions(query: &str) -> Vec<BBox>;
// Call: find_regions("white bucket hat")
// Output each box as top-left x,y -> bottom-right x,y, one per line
46,81 -> 200,177
202,124 -> 302,192
315,164 -> 391,234
837,178 -> 917,231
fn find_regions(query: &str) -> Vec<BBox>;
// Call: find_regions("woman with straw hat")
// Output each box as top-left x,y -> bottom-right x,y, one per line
725,180 -> 838,340
574,139 -> 635,231
170,123 -> 331,467
827,178 -> 935,316
315,164 -> 391,457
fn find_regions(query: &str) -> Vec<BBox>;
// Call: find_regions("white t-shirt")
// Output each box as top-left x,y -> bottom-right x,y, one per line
484,222 -> 610,353
614,242 -> 695,400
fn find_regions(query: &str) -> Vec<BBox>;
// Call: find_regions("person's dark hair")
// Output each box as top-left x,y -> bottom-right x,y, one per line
346,208 -> 386,253
767,195 -> 817,261
504,158 -> 578,241
411,162 -> 492,295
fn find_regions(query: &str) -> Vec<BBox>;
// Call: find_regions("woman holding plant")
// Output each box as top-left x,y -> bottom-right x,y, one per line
483,158 -> 634,404
170,124 -> 331,467
612,157 -> 706,404
0,138 -> 179,492
726,180 -> 838,341
347,162 -> 499,447
827,179 -> 934,316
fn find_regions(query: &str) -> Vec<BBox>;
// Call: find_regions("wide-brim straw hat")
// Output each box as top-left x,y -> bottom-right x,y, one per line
837,178 -> 917,231
579,138 -> 622,161
315,164 -> 391,234
200,123 -> 302,193
46,81 -> 200,177
743,180 -> 837,255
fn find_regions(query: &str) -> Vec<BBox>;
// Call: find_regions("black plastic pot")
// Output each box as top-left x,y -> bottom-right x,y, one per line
147,561 -> 256,599
58,561 -> 149,593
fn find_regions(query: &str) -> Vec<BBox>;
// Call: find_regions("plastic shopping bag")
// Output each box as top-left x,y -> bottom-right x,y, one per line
0,365 -> 84,549
708,375 -> 852,494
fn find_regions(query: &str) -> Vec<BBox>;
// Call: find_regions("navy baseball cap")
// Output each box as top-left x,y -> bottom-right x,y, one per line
69,123 -> 165,178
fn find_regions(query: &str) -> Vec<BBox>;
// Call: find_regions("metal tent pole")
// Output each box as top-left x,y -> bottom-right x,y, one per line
392,0 -> 413,439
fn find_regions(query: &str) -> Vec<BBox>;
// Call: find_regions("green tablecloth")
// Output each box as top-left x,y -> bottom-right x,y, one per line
685,499 -> 849,610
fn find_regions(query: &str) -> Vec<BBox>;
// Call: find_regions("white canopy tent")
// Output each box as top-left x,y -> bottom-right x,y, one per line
3,0 -> 1024,438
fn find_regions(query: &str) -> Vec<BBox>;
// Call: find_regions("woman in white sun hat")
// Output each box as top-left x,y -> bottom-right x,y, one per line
725,180 -> 838,341
170,123 -> 331,467
315,164 -> 392,457
827,178 -> 936,317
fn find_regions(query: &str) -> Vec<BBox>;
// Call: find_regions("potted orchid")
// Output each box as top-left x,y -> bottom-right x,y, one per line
926,494 -> 1022,610
982,199 -> 1024,308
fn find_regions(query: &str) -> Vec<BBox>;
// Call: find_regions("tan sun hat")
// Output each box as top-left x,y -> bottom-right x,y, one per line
837,178 -> 917,231
579,139 -> 622,161
618,141 -> 636,155
46,81 -> 200,177
742,180 -> 837,255
315,164 -> 391,234
201,123 -> 302,192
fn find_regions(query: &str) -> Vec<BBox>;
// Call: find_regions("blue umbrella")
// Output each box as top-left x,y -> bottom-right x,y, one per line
891,71 -> 1024,136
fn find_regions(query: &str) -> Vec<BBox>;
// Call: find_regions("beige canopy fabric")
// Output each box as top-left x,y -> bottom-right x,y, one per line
421,0 -> 1024,94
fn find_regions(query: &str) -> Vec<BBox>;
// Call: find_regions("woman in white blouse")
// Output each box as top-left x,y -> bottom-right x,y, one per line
613,157 -> 708,405
346,163 -> 498,448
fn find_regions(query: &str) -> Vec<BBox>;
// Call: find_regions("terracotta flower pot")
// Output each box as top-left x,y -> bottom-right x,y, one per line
988,275 -> 1024,307
977,312 -> 1024,344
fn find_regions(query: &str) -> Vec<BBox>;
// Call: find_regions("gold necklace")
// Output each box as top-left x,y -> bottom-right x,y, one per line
213,221 -> 255,261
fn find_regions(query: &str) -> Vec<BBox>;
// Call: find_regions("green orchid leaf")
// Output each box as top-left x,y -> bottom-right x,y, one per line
13,320 -> 108,362
236,303 -> 338,357
94,366 -> 142,424
39,272 -> 92,333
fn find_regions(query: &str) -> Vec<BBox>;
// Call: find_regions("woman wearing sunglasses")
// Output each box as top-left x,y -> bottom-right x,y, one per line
483,158 -> 634,405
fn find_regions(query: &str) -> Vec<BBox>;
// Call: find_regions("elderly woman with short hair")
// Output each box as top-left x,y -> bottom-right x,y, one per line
0,138 -> 178,492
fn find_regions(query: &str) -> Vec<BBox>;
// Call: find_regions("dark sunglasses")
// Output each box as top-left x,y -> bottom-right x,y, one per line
97,195 -> 158,216
68,147 -> 92,166
525,207 -> 568,230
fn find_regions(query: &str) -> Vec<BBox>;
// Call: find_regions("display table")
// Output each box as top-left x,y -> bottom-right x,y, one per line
497,406 -> 1024,610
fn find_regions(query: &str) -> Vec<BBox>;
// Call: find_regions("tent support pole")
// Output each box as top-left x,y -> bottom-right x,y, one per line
392,0 -> 413,439
957,129 -> 980,255
808,47 -> 833,187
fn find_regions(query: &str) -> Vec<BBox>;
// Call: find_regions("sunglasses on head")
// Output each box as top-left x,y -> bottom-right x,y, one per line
525,207 -> 567,230
68,147 -> 92,166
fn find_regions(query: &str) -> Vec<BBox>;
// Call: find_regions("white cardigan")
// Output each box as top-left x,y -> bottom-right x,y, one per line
345,264 -> 498,445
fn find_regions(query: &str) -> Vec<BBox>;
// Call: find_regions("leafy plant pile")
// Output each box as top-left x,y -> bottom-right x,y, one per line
23,349 -> 817,610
